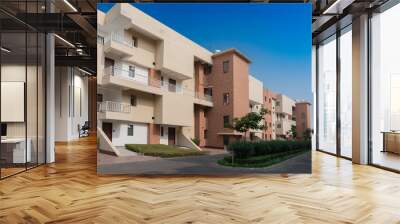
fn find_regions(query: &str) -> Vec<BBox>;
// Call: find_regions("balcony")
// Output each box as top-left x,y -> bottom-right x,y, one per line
194,92 -> 213,107
104,33 -> 134,57
97,101 -> 131,113
102,66 -> 163,95
97,101 -> 133,122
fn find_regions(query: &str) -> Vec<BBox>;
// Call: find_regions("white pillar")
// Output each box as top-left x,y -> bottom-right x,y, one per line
352,14 -> 369,164
46,33 -> 55,163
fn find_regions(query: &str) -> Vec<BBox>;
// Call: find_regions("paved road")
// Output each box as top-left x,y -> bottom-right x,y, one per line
98,151 -> 311,175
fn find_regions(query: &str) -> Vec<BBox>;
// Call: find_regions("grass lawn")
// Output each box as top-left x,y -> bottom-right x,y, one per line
218,149 -> 309,168
125,144 -> 206,158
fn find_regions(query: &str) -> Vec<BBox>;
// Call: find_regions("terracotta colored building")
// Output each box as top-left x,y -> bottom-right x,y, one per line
263,89 -> 277,140
295,101 -> 311,140
205,49 -> 251,148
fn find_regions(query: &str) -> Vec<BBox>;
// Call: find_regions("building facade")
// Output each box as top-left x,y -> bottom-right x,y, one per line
97,4 -> 311,153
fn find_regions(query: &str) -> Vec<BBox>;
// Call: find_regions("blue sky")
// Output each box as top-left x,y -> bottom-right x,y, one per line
98,3 -> 312,102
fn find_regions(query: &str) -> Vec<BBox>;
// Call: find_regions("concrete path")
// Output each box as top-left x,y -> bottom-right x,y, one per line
98,150 -> 311,175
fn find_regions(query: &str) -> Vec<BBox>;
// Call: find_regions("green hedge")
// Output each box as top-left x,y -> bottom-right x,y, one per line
227,140 -> 311,159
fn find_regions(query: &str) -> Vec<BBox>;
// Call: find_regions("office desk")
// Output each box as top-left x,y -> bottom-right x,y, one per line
382,131 -> 400,154
1,138 -> 31,164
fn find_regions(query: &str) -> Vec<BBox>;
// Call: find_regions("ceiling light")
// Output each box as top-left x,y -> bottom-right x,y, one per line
1,47 -> 11,53
63,0 -> 78,12
54,34 -> 75,48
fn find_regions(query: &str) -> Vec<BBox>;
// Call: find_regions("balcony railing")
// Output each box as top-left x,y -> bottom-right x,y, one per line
195,92 -> 212,102
104,33 -> 134,48
160,83 -> 183,93
105,65 -> 163,89
97,101 -> 131,113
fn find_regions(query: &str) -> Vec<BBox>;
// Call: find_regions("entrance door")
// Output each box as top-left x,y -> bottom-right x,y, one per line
168,127 -> 176,145
102,122 -> 113,141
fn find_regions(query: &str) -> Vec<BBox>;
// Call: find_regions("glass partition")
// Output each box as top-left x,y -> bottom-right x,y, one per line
0,1 -> 46,179
317,35 -> 337,154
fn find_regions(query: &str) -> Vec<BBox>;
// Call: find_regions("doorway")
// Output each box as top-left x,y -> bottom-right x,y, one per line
168,127 -> 176,145
102,122 -> 113,141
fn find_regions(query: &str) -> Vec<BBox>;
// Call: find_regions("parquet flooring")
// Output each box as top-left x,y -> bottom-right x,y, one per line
1,135 -> 400,223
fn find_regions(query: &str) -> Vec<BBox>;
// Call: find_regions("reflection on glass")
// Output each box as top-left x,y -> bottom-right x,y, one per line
318,35 -> 337,154
340,27 -> 352,158
1,32 -> 27,177
371,3 -> 400,171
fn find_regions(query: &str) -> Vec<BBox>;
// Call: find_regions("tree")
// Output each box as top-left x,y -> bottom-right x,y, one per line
303,128 -> 312,141
287,125 -> 297,139
231,108 -> 267,140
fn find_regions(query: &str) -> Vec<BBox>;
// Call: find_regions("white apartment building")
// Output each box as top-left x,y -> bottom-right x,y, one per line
275,94 -> 296,139
97,4 -> 213,152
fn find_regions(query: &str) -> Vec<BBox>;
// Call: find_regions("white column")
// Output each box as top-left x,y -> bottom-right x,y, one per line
46,32 -> 55,163
352,14 -> 369,164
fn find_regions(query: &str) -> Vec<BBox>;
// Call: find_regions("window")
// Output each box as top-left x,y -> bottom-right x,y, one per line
269,98 -> 272,103
127,125 -> 134,136
301,112 -> 306,119
160,126 -> 164,137
318,34 -> 337,154
277,124 -> 282,128
223,136 -> 230,145
204,87 -> 213,96
276,102 -> 280,106
269,123 -> 272,127
223,60 -> 229,73
161,76 -> 164,86
130,95 -> 137,106
128,65 -> 135,78
132,36 -> 138,47
97,94 -> 103,102
264,96 -> 267,102
204,129 -> 208,139
223,115 -> 230,128
223,93 -> 230,105
204,64 -> 212,75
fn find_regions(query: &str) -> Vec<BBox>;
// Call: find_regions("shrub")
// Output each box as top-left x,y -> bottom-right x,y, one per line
227,139 -> 311,159
191,138 -> 200,146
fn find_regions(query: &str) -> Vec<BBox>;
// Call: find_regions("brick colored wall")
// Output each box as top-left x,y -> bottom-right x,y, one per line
194,106 -> 206,147
148,123 -> 160,144
206,51 -> 250,148
194,62 -> 205,98
295,102 -> 311,139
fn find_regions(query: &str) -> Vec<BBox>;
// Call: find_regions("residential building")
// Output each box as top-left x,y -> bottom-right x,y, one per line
97,4 -> 213,151
275,94 -> 296,139
295,101 -> 311,140
249,75 -> 264,140
263,89 -> 277,140
97,4 -> 313,151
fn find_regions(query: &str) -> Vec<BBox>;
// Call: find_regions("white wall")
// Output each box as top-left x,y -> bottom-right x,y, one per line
249,75 -> 264,104
111,121 -> 148,146
55,67 -> 89,141
115,61 -> 148,85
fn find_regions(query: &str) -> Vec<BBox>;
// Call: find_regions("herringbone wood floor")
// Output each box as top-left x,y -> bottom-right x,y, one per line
1,135 -> 400,224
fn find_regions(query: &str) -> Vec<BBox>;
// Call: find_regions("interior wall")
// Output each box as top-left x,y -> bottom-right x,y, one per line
55,67 -> 89,141
1,65 -> 39,139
